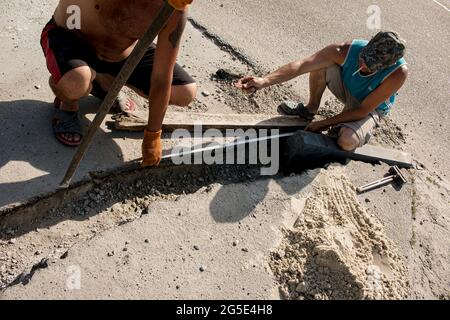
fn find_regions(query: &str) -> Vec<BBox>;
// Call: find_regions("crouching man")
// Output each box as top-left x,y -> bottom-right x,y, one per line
41,0 -> 197,166
236,31 -> 408,151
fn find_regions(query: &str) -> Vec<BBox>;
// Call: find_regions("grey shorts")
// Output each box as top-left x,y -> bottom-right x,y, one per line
326,65 -> 381,148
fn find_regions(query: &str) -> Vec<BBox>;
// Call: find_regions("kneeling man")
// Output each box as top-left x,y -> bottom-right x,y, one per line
41,0 -> 197,166
236,32 -> 407,151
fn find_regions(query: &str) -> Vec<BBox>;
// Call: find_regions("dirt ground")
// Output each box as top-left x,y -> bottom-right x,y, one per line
0,1 -> 449,300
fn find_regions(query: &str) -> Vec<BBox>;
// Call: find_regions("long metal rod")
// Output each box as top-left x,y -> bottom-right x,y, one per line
358,176 -> 394,190
357,176 -> 395,193
60,1 -> 175,188
162,132 -> 295,160
128,132 -> 296,162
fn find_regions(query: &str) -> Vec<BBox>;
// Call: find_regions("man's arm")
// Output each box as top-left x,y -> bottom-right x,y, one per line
141,9 -> 187,168
306,65 -> 408,132
146,9 -> 187,131
236,42 -> 349,93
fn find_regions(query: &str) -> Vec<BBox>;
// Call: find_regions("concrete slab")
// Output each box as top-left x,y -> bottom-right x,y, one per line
1,0 -> 448,300
1,172 -> 318,299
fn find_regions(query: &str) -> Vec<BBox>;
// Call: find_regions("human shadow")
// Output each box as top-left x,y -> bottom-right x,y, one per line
0,163 -> 283,240
0,98 -> 142,207
0,130 -> 320,239
209,138 -> 320,223
209,171 -> 318,224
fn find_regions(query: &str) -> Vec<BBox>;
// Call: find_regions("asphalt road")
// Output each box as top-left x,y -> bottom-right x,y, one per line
0,0 -> 448,300
191,0 -> 450,178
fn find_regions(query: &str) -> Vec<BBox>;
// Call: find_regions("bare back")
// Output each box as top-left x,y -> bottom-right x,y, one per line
54,0 -> 165,62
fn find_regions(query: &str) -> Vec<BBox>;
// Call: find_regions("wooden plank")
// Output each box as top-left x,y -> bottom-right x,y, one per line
282,131 -> 413,170
352,144 -> 412,168
114,114 -> 413,168
114,111 -> 309,132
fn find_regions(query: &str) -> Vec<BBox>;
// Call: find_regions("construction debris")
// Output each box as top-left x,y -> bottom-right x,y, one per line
1,258 -> 49,291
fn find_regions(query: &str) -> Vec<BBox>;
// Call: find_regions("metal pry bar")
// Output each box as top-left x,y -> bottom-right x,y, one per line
60,1 -> 176,188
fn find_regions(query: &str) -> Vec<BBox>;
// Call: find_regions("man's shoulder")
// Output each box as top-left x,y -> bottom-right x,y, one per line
352,39 -> 369,47
393,64 -> 409,78
333,41 -> 352,54
331,41 -> 352,64
54,0 -> 97,29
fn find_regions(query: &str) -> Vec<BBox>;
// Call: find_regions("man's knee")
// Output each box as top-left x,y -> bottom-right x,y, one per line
337,127 -> 360,151
171,82 -> 197,107
52,66 -> 96,101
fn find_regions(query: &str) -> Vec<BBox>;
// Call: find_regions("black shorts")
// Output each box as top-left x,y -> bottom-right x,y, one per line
40,18 -> 195,95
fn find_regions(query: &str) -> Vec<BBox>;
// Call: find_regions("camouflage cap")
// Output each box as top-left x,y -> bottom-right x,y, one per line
360,31 -> 406,72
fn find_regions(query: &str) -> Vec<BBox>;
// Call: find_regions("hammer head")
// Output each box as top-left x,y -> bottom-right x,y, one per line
389,166 -> 408,185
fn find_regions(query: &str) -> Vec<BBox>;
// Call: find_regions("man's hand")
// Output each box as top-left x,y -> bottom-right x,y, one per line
305,120 -> 331,133
169,0 -> 193,11
234,76 -> 268,94
142,129 -> 162,167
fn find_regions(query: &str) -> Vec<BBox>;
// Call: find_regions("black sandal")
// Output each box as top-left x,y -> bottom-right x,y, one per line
52,98 -> 83,147
278,101 -> 315,121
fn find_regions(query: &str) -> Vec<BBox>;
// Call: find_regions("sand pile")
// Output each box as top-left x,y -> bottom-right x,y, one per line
270,168 -> 409,300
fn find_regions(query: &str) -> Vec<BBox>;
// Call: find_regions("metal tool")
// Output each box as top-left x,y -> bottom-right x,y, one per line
357,166 -> 407,193
60,1 -> 177,188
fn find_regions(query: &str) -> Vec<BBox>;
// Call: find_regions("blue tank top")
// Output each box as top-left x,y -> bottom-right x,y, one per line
341,39 -> 406,116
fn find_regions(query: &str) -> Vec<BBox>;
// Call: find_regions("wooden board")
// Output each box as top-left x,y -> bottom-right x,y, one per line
352,144 -> 412,168
113,111 -> 309,132
114,113 -> 412,168
282,131 -> 413,169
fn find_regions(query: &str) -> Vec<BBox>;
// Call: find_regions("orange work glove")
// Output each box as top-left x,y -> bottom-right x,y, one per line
141,129 -> 162,167
168,0 -> 193,11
